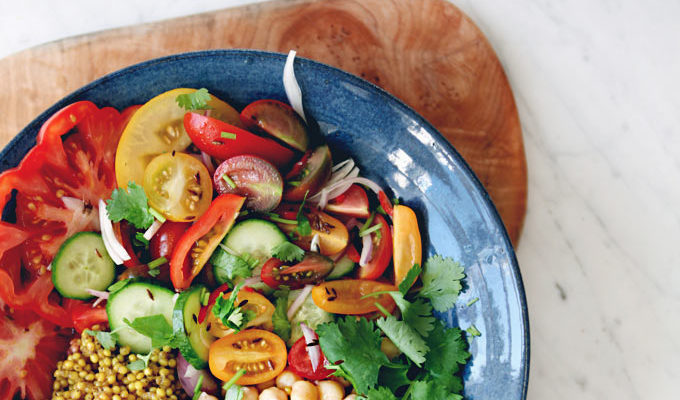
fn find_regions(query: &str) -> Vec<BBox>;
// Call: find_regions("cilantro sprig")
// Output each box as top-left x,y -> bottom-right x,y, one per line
105,182 -> 155,229
211,282 -> 253,332
176,88 -> 212,111
271,241 -> 305,263
272,287 -> 291,342
420,255 -> 465,312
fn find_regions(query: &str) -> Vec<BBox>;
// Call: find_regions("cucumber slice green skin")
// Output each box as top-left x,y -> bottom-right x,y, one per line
326,255 -> 356,280
173,285 -> 215,369
223,219 -> 287,264
52,232 -> 116,299
287,288 -> 335,346
106,282 -> 175,354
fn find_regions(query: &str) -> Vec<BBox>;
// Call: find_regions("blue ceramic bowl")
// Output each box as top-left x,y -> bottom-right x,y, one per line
1,50 -> 529,399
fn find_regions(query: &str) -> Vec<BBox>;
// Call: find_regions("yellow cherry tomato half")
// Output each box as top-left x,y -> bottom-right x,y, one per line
142,152 -> 213,222
207,290 -> 275,338
311,279 -> 397,315
278,209 -> 349,256
208,329 -> 287,385
392,205 -> 422,288
116,88 -> 241,188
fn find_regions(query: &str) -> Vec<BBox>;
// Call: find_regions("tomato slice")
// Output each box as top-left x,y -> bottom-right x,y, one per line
284,145 -> 332,201
0,307 -> 72,400
277,208 -> 349,256
357,214 -> 393,280
112,221 -> 143,268
213,155 -> 283,212
67,300 -> 109,333
208,329 -> 287,385
288,336 -> 334,380
311,280 -> 397,315
325,184 -> 370,218
0,102 -> 135,326
261,253 -> 334,289
170,194 -> 245,290
148,221 -> 192,283
240,99 -> 309,152
392,205 -> 422,288
143,152 -> 213,221
184,112 -> 295,169
116,88 -> 241,188
206,290 -> 275,338
378,190 -> 394,218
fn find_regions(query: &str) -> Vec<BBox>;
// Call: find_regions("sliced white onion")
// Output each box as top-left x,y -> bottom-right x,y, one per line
86,288 -> 109,308
332,158 -> 355,173
63,196 -> 100,231
200,151 -> 216,175
310,233 -> 320,253
62,196 -> 84,211
300,322 -> 321,372
243,276 -> 263,287
312,175 -> 380,209
287,284 -> 313,320
143,219 -> 164,241
283,50 -> 306,122
98,199 -> 130,264
359,233 -> 374,266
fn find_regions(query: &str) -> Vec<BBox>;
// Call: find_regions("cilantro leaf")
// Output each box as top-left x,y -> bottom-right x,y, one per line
212,282 -> 250,332
466,324 -> 481,337
272,288 -> 291,342
389,292 -> 435,338
375,314 -> 428,366
210,246 -> 253,284
398,264 -> 421,295
108,278 -> 131,294
123,314 -> 181,349
296,191 -> 312,236
422,321 -> 470,392
409,380 -> 461,400
271,241 -> 305,263
420,255 -> 465,312
106,182 -> 155,229
364,387 -> 398,400
127,352 -> 152,371
316,317 -> 391,394
176,88 -> 212,111
84,329 -> 118,350
378,363 -> 412,393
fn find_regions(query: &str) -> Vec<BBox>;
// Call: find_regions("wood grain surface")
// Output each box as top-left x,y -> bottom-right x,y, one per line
0,0 -> 527,243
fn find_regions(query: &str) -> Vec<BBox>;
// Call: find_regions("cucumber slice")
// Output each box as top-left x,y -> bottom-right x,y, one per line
222,219 -> 287,264
51,232 -> 116,299
287,288 -> 334,346
106,282 -> 175,354
326,255 -> 356,280
173,285 -> 215,369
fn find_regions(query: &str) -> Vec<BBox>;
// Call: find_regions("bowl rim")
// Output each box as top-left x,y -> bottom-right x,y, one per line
1,48 -> 529,398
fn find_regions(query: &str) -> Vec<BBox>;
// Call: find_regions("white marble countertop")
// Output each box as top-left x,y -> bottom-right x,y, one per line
2,0 -> 679,398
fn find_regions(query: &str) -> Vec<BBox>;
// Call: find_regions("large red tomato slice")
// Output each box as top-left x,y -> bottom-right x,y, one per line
0,303 -> 72,400
0,101 -> 137,326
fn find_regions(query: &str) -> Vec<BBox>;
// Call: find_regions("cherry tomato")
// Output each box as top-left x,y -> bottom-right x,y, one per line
206,290 -> 275,338
116,88 -> 241,188
170,194 -> 245,290
357,214 -> 393,280
378,190 -> 394,218
392,205 -> 422,288
148,221 -> 192,282
112,221 -> 142,268
240,99 -> 309,152
208,329 -> 287,385
261,253 -> 334,289
325,184 -> 370,218
143,152 -> 213,222
311,280 -> 397,315
287,337 -> 334,380
284,145 -> 332,201
277,208 -> 349,256
213,155 -> 283,212
184,112 -> 295,169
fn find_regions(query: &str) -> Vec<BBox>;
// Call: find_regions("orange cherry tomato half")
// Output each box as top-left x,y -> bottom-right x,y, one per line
277,208 -> 349,256
206,290 -> 275,338
311,280 -> 397,315
170,194 -> 245,290
392,205 -> 422,288
208,329 -> 287,385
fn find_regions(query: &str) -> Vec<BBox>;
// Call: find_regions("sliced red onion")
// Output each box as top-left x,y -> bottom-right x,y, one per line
177,353 -> 219,396
63,196 -> 100,231
86,289 -> 109,308
283,50 -> 307,122
344,217 -> 360,231
98,199 -> 130,265
243,276 -> 262,287
359,233 -> 374,266
300,322 -> 321,372
310,233 -> 320,253
143,219 -> 164,241
287,284 -> 313,320
200,151 -> 216,175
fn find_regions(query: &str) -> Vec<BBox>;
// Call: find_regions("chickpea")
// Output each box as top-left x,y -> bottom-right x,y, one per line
257,378 -> 276,392
290,380 -> 318,400
276,370 -> 302,393
196,393 -> 219,400
259,387 -> 288,400
343,395 -> 358,400
317,380 -> 344,400
242,387 -> 259,400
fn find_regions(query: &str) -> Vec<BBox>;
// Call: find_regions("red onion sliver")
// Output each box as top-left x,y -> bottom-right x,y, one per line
359,233 -> 374,266
344,217 -> 360,231
287,284 -> 313,320
300,322 -> 321,372
200,151 -> 216,175
283,50 -> 306,122
143,219 -> 164,241
243,276 -> 263,287
86,289 -> 109,308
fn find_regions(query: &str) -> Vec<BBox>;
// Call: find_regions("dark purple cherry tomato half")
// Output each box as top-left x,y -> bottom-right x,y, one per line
240,99 -> 309,152
284,145 -> 332,202
261,253 -> 334,289
213,155 -> 283,212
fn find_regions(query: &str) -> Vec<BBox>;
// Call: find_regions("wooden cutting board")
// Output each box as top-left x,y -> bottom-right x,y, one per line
0,0 -> 527,244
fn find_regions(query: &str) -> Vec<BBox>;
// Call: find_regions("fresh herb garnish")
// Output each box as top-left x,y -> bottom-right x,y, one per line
123,314 -> 182,349
176,88 -> 212,111
295,190 -> 312,236
272,287 -> 291,342
212,282 -> 253,332
419,255 -> 465,312
222,369 -> 246,393
105,182 -> 155,229
221,131 -> 237,139
466,325 -> 481,337
374,304 -> 428,366
271,241 -> 305,263
210,246 -> 254,284
192,375 -> 205,400
107,278 -> 131,294
147,257 -> 167,277
127,352 -> 152,371
267,212 -> 298,225
134,232 -> 150,248
398,264 -> 422,295
222,174 -> 237,189
84,329 -> 118,350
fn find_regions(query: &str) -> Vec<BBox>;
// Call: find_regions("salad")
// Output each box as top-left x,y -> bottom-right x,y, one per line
0,52 -> 474,400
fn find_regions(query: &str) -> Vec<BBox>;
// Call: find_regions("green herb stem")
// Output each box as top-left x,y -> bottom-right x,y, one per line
147,257 -> 167,270
222,369 -> 247,392
222,174 -> 237,189
148,207 -> 166,223
359,223 -> 382,237
267,213 -> 298,225
221,131 -> 237,139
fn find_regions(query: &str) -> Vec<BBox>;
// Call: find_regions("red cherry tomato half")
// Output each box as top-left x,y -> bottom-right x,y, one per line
170,194 -> 245,290
213,155 -> 283,212
149,221 -> 192,282
288,336 -> 334,381
325,184 -> 370,218
284,145 -> 332,202
183,112 -> 295,169
356,214 -> 393,280
112,221 -> 142,268
240,99 -> 309,152
378,190 -> 394,218
67,299 -> 109,333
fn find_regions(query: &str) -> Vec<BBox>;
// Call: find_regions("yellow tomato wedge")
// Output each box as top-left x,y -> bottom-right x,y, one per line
115,88 -> 241,188
311,280 -> 397,315
392,205 -> 422,288
278,210 -> 349,255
